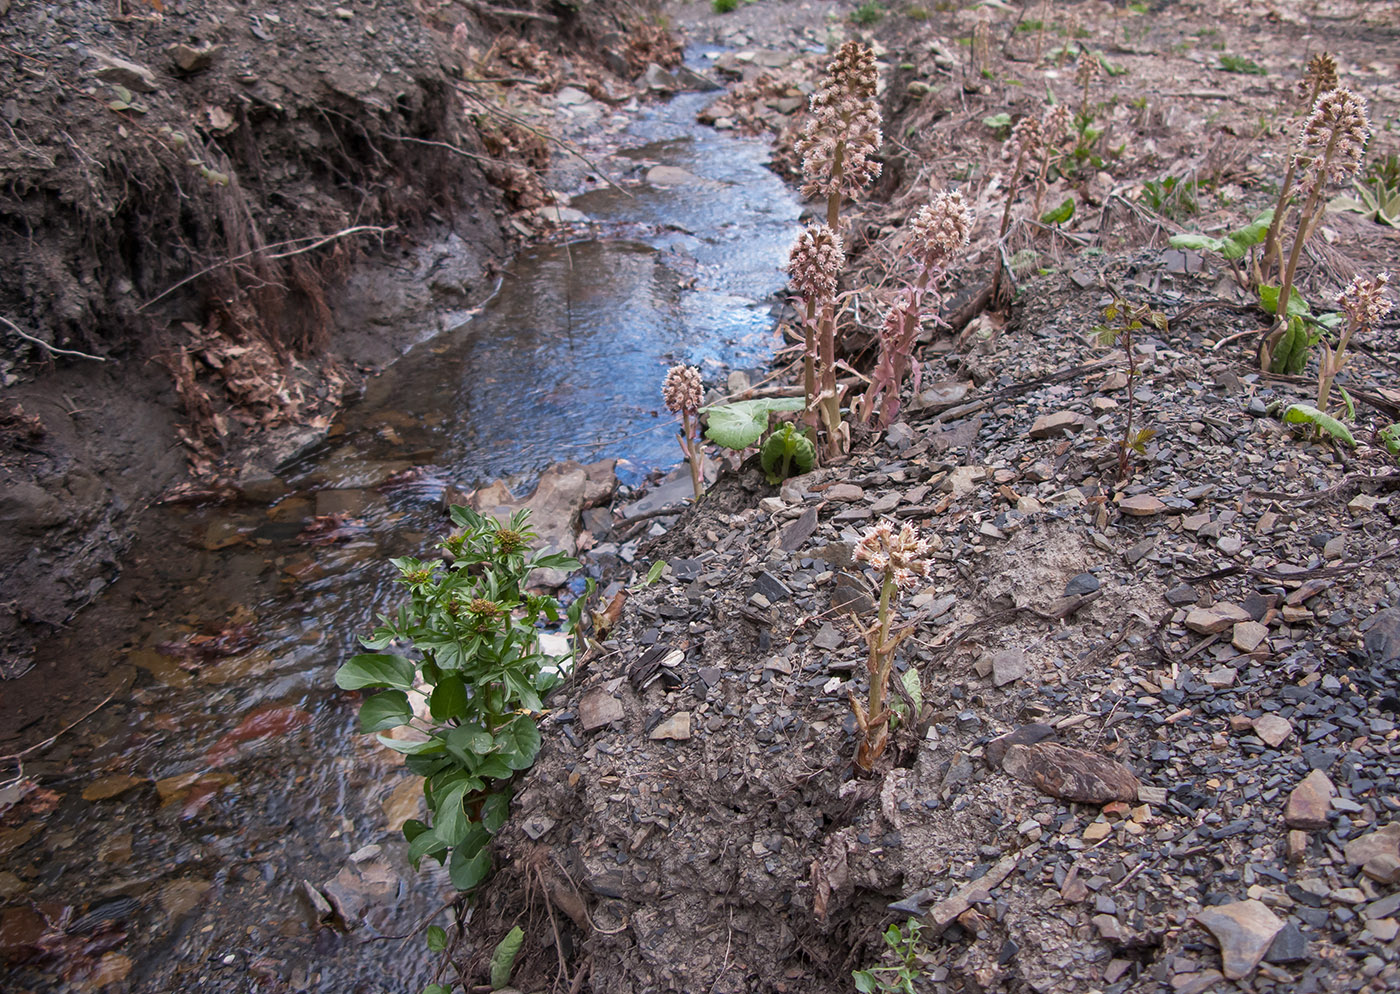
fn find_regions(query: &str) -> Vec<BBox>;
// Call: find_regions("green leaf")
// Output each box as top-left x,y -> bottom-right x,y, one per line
854,970 -> 879,993
422,985 -> 452,994
359,690 -> 412,733
1219,209 -> 1273,260
1040,196 -> 1075,225
446,722 -> 495,758
432,781 -> 471,846
495,715 -> 542,771
376,733 -> 446,755
1259,284 -> 1309,318
490,926 -> 526,989
408,825 -> 448,864
702,397 -> 805,450
449,843 -> 492,891
901,668 -> 923,716
531,551 -> 582,572
1379,423 -> 1400,457
426,925 -> 448,953
1167,233 -> 1224,253
336,653 -> 416,691
481,790 -> 511,833
982,112 -> 1012,129
643,559 -> 667,585
429,675 -> 469,722
1283,404 -> 1356,446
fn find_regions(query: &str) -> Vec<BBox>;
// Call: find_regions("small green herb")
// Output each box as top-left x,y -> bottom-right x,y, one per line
854,918 -> 935,993
712,0 -> 739,12
851,1 -> 885,25
759,422 -> 816,484
1219,53 -> 1267,75
1283,403 -> 1356,447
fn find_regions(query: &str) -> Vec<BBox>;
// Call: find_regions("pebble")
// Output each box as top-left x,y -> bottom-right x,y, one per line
1001,742 -> 1140,804
1184,602 -> 1252,634
991,648 -> 1028,687
1252,714 -> 1292,748
1232,621 -> 1269,652
1194,899 -> 1284,980
1119,494 -> 1168,516
1284,769 -> 1335,831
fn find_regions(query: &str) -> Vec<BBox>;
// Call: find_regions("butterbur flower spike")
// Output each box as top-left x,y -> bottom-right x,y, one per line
910,190 -> 973,274
794,40 -> 883,229
788,224 -> 845,434
663,364 -> 705,499
1299,52 -> 1338,106
1268,87 -> 1370,364
1317,272 -> 1391,414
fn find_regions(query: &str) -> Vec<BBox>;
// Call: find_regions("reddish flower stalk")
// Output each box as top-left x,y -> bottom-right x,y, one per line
663,364 -> 705,498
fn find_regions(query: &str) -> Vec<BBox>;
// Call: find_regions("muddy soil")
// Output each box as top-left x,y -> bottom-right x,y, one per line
0,0 -> 676,675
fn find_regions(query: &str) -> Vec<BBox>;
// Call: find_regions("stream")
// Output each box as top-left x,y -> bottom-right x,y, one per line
0,60 -> 801,992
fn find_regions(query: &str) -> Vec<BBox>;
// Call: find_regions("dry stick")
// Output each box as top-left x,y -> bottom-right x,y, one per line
0,315 -> 107,362
138,224 -> 395,311
0,685 -> 122,768
385,133 -> 501,164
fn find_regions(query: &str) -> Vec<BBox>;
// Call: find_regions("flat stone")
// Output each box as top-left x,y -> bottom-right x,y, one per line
1232,621 -> 1269,653
1203,666 -> 1237,689
824,483 -> 866,502
648,712 -> 691,741
167,42 -> 221,73
1363,608 -> 1400,664
985,723 -> 1056,768
779,506 -> 818,551
1119,494 -> 1167,516
1369,918 -> 1399,942
1194,899 -> 1284,980
1064,572 -> 1101,597
1030,411 -> 1088,439
1263,921 -> 1309,963
1343,822 -> 1400,869
578,689 -> 624,732
1001,742 -> 1140,804
81,774 -> 147,802
1172,971 -> 1224,994
1166,583 -> 1198,606
991,648 -> 1028,687
1252,714 -> 1292,748
1362,854 -> 1400,885
1184,603 -> 1252,635
91,50 -> 159,92
1284,769 -> 1334,831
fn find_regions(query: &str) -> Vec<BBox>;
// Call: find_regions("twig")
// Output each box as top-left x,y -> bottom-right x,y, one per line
450,0 -> 559,23
138,224 -> 396,311
0,315 -> 107,362
0,684 -> 122,764
384,134 -> 499,165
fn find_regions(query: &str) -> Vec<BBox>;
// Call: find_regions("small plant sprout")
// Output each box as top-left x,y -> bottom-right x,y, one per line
850,519 -> 934,771
1263,88 -> 1371,369
664,364 -> 705,499
991,115 -> 1043,303
793,40 -> 882,459
853,918 -> 935,994
787,223 -> 845,443
859,190 -> 973,427
1318,272 -> 1392,413
1094,297 -> 1167,484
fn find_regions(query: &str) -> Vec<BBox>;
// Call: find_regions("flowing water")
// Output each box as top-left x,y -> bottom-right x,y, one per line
0,69 -> 800,992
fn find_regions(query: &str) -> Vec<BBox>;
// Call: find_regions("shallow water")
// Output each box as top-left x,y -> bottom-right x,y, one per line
0,71 -> 799,992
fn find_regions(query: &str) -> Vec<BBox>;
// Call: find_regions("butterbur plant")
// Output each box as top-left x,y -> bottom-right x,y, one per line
1263,88 -> 1370,368
788,223 -> 845,443
858,190 -> 973,427
849,520 -> 934,771
1033,104 -> 1072,220
1075,50 -> 1101,121
664,364 -> 705,498
1318,272 -> 1392,413
1094,297 -> 1167,484
1262,53 -> 1339,283
1298,52 -> 1338,108
334,507 -> 582,892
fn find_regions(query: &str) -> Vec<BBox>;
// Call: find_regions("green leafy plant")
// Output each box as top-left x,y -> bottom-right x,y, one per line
1330,171 -> 1400,227
1040,196 -> 1075,224
1140,174 -> 1200,220
759,422 -> 816,484
1219,53 -> 1266,75
1379,423 -> 1400,459
853,918 -> 935,993
703,396 -> 806,450
335,507 -> 582,892
1268,315 -> 1314,374
851,1 -> 885,25
982,111 -> 1012,135
1094,297 -> 1166,484
1282,403 -> 1356,447
712,0 -> 738,11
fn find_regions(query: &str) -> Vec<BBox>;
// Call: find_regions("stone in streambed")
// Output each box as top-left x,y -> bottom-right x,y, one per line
1001,742 -> 1139,804
1194,900 -> 1284,980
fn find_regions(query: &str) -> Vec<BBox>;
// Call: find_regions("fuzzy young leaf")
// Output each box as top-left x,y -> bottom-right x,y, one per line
1283,404 -> 1356,446
1219,209 -> 1273,260
1259,284 -> 1309,318
360,691 -> 413,733
703,397 -> 805,450
982,112 -> 1012,130
1379,424 -> 1400,457
336,653 -> 416,691
489,926 -> 526,989
1167,233 -> 1225,253
759,423 -> 816,485
1040,196 -> 1075,225
901,667 -> 923,716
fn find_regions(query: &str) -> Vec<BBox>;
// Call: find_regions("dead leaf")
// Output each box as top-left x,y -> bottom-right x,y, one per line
81,774 -> 147,802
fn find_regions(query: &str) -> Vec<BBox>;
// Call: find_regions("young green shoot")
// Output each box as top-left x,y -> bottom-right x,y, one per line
1094,297 -> 1167,485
